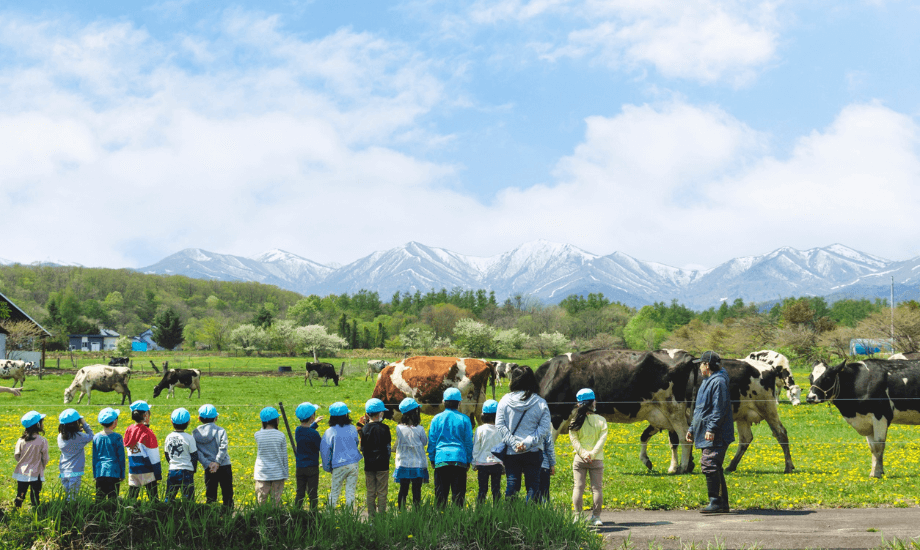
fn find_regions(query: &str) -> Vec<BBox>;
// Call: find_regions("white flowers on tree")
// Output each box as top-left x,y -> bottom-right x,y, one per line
297,324 -> 348,362
453,318 -> 498,357
229,324 -> 268,355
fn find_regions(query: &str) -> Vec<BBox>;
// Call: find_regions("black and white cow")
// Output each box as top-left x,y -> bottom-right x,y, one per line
0,360 -> 33,388
153,367 -> 201,399
305,362 -> 340,386
639,353 -> 796,474
534,349 -> 699,474
108,356 -> 130,366
64,365 -> 132,405
745,350 -> 801,405
491,361 -> 519,387
808,359 -> 920,478
365,359 -> 388,381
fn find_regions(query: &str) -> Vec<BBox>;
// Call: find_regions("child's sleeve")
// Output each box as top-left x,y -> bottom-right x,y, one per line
319,432 -> 332,473
472,427 -> 484,461
215,428 -> 229,465
117,438 -> 126,479
41,438 -> 50,468
590,416 -> 608,459
13,439 -> 22,462
91,439 -> 99,474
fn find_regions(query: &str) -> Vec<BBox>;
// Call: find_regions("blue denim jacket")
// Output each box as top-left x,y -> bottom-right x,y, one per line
690,368 -> 735,449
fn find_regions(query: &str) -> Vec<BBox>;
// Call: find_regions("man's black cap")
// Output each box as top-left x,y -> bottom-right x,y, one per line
693,351 -> 721,365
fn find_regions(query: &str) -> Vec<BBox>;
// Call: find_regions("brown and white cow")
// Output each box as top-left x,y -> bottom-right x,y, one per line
0,360 -> 33,388
64,365 -> 132,405
371,356 -> 496,425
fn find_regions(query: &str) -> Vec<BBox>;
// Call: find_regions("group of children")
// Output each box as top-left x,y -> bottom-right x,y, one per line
12,387 -> 607,521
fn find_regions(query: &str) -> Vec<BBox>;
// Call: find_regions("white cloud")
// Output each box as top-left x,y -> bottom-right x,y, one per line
471,0 -> 781,85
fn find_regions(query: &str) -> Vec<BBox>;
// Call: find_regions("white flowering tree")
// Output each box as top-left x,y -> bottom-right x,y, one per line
495,328 -> 528,356
533,331 -> 569,358
229,324 -> 268,355
454,318 -> 498,357
297,324 -> 349,361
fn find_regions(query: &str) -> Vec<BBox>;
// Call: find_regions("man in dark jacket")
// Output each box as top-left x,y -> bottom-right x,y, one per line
685,351 -> 734,513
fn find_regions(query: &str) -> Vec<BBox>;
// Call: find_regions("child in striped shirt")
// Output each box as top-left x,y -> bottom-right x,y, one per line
124,400 -> 161,501
254,407 -> 288,506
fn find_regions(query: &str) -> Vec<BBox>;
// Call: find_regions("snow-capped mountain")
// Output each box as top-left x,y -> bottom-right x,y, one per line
132,242 -> 914,309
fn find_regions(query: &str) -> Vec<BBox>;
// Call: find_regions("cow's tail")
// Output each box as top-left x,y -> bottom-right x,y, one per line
490,363 -> 496,400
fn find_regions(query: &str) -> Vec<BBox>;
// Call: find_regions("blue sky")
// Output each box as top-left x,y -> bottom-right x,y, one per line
1,1 -> 919,270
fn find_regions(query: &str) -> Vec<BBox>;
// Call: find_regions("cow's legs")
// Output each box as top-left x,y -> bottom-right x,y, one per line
726,421 -> 754,473
867,417 -> 889,478
639,425 -> 661,470
662,411 -> 692,474
762,409 -> 795,473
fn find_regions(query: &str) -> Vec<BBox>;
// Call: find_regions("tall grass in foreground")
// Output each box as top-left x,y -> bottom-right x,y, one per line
0,496 -> 604,550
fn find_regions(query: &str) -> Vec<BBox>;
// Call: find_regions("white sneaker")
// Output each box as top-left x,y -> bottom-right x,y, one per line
591,516 -> 603,526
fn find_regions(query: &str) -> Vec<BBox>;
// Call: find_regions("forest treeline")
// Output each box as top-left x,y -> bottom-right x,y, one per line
0,264 -> 916,364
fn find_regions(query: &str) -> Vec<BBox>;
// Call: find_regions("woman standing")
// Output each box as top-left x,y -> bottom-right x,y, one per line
495,366 -> 551,501
570,388 -> 608,526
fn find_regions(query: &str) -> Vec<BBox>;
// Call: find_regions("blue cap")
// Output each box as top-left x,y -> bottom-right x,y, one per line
482,399 -> 498,414
295,402 -> 317,421
399,397 -> 420,413
198,404 -> 218,419
171,408 -> 191,424
130,400 -> 151,412
443,387 -> 462,401
260,406 -> 280,422
365,398 -> 387,414
329,402 -> 350,416
21,411 -> 46,428
576,388 -> 595,402
98,408 -> 121,425
59,408 -> 81,424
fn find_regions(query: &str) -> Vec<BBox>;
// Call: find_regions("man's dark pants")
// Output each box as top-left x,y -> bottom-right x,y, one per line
701,447 -> 729,508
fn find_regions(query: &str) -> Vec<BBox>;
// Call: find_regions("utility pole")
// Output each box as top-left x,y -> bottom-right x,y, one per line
891,276 -> 895,344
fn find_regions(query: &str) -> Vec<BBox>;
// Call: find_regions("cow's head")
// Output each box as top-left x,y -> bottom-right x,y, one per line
787,384 -> 802,406
63,387 -> 75,404
153,385 -> 164,398
806,360 -> 845,404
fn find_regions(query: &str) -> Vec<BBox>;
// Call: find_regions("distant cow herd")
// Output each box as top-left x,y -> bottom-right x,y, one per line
12,347 -> 920,478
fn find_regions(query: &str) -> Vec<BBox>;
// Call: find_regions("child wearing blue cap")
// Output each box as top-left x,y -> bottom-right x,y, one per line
13,411 -> 49,508
472,399 -> 504,502
93,408 -> 125,500
163,408 -> 198,502
57,408 -> 94,500
254,406 -> 288,506
359,398 -> 391,518
428,388 -> 473,507
125,400 -> 161,501
393,397 -> 428,509
194,404 -> 234,508
320,402 -> 362,509
294,402 -> 322,510
570,388 -> 607,526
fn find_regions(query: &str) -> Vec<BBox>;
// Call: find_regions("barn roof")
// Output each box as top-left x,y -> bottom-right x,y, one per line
0,290 -> 52,338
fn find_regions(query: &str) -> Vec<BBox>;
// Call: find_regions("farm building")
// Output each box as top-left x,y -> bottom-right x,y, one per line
68,328 -> 120,352
0,290 -> 52,367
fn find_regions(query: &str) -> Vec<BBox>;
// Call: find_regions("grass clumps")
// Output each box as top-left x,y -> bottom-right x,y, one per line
0,497 -> 604,550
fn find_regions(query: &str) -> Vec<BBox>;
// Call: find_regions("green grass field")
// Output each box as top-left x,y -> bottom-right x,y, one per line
2,359 -> 919,511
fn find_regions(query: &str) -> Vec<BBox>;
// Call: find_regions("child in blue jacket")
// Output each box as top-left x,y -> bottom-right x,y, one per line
428,388 -> 473,507
92,408 -> 125,500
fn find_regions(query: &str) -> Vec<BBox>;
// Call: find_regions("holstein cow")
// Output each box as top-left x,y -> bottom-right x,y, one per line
889,352 -> 920,360
745,350 -> 801,405
808,358 -> 920,478
491,361 -> 519,387
640,355 -> 796,474
64,365 -> 132,405
371,356 -> 496,426
153,367 -> 201,399
305,362 -> 341,386
108,356 -> 130,366
0,360 -> 33,388
365,359 -> 388,382
534,349 -> 699,474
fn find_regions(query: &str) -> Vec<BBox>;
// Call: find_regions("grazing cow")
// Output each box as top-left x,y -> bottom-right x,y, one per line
365,359 -> 389,382
64,365 -> 132,405
153,367 -> 201,399
371,356 -> 496,426
745,350 -> 801,405
305,362 -> 341,386
0,360 -> 33,388
808,358 -> 920,478
491,361 -> 519,387
535,349 -> 699,474
889,352 -> 920,360
108,356 -> 130,366
639,355 -> 796,474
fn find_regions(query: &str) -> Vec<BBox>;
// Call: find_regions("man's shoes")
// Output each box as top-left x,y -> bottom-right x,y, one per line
700,498 -> 725,514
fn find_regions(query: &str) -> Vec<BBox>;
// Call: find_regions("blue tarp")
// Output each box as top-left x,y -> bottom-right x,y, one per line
850,338 -> 894,356
131,342 -> 148,352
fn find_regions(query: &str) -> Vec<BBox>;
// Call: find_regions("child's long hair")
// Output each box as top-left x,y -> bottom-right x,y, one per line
569,400 -> 595,432
399,408 -> 421,427
329,414 -> 352,427
21,421 -> 44,442
59,420 -> 82,441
